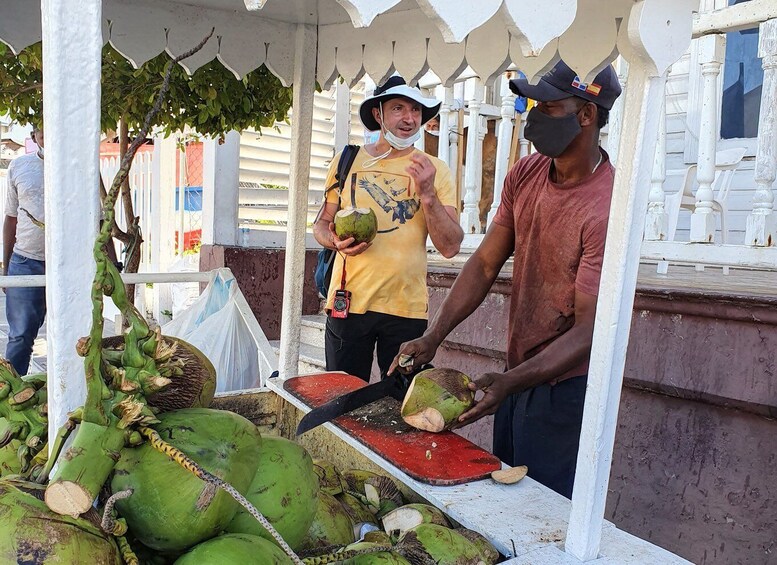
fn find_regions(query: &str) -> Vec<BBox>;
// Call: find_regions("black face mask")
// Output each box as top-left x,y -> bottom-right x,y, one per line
524,106 -> 582,158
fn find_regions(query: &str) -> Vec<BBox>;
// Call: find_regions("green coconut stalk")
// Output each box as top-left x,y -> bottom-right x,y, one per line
174,533 -> 293,565
381,504 -> 450,538
334,207 -> 378,244
0,359 -> 47,474
400,368 -> 474,432
313,459 -> 345,496
226,436 -> 319,551
0,479 -> 122,564
110,408 -> 262,553
454,528 -> 500,564
45,30 -> 215,518
396,523 -> 483,565
299,492 -> 356,551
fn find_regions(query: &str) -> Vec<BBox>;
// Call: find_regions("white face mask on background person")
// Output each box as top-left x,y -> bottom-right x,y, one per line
37,146 -> 44,158
425,129 -> 441,137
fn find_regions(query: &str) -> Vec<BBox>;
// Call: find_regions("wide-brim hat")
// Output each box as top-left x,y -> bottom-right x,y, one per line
509,60 -> 622,110
359,75 -> 441,132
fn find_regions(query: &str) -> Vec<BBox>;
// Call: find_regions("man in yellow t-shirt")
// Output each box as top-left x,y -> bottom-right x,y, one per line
312,76 -> 464,381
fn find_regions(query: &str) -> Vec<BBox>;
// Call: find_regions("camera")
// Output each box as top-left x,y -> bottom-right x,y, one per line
331,289 -> 351,319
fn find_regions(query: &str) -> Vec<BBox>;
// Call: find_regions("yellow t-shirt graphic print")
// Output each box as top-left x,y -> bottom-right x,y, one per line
324,147 -> 456,320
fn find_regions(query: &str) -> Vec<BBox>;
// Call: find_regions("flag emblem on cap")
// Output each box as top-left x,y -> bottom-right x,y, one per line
571,76 -> 602,97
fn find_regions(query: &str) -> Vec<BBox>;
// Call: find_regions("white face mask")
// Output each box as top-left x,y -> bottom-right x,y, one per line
363,103 -> 420,168
425,129 -> 440,137
385,128 -> 420,150
37,146 -> 44,158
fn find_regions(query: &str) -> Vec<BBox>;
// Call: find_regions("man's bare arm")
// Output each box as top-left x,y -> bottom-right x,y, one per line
389,222 -> 514,373
2,216 -> 17,275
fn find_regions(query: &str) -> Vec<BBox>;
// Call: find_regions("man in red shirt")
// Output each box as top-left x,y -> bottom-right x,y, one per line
390,60 -> 622,498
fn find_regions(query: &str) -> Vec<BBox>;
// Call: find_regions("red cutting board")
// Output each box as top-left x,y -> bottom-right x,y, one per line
284,372 -> 501,486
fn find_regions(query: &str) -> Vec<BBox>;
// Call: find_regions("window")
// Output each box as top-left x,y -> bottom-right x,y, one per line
720,0 -> 763,140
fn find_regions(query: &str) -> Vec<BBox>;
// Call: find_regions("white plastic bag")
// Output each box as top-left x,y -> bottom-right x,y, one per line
162,269 -> 269,393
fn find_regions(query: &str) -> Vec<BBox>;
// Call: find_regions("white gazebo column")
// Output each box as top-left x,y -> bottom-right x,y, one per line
647,96 -> 670,274
745,18 -> 777,247
437,87 -> 453,165
42,0 -> 102,437
448,104 -> 460,186
604,58 -> 629,165
565,0 -> 694,560
460,78 -> 484,234
278,23 -> 316,380
518,112 -> 530,159
151,135 -> 178,324
201,131 -> 241,247
334,80 -> 351,153
689,34 -> 726,243
487,75 -> 516,225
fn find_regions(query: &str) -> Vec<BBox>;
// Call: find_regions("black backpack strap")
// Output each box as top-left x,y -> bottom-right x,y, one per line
316,145 -> 360,224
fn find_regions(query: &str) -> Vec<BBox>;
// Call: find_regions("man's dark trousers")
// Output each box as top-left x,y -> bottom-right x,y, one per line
325,311 -> 426,381
5,252 -> 46,376
493,375 -> 588,498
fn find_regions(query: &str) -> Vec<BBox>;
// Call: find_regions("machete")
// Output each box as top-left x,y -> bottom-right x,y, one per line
295,360 -> 428,436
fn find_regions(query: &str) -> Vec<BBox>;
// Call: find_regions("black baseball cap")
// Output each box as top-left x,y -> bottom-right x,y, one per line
509,60 -> 622,110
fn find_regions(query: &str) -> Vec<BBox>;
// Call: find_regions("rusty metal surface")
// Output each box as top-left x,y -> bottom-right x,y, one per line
607,388 -> 777,565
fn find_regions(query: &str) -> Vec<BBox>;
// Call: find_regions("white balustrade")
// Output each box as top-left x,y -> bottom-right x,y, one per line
690,34 -> 726,244
745,18 -> 777,247
487,75 -> 516,226
438,86 -> 453,165
460,78 -> 485,234
645,96 -> 668,242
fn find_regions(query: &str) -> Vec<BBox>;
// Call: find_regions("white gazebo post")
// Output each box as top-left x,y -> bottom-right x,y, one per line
201,131 -> 241,248
42,0 -> 102,437
278,23 -> 316,380
437,87 -> 453,165
488,74 -> 516,225
334,80 -> 351,154
605,57 -> 629,165
745,18 -> 777,247
518,112 -> 530,159
566,0 -> 695,559
151,134 -> 179,324
689,34 -> 726,244
460,78 -> 484,234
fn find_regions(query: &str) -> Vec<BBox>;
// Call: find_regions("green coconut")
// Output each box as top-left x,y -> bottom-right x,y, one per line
111,408 -> 262,553
299,491 -> 356,550
455,528 -> 500,564
226,436 -> 318,550
313,459 -> 345,496
334,207 -> 378,244
397,523 -> 483,565
173,533 -> 293,564
340,540 -> 411,565
337,492 -> 378,532
101,335 -> 216,411
400,368 -> 474,432
0,439 -> 23,477
0,479 -> 121,564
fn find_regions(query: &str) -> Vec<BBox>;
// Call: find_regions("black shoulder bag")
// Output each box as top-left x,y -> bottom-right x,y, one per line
314,144 -> 359,297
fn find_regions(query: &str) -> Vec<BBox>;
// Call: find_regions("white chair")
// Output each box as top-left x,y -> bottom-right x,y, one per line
659,147 -> 747,274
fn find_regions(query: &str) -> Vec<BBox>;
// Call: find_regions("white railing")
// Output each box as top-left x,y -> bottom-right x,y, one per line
640,15 -> 777,272
0,268 -> 279,388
